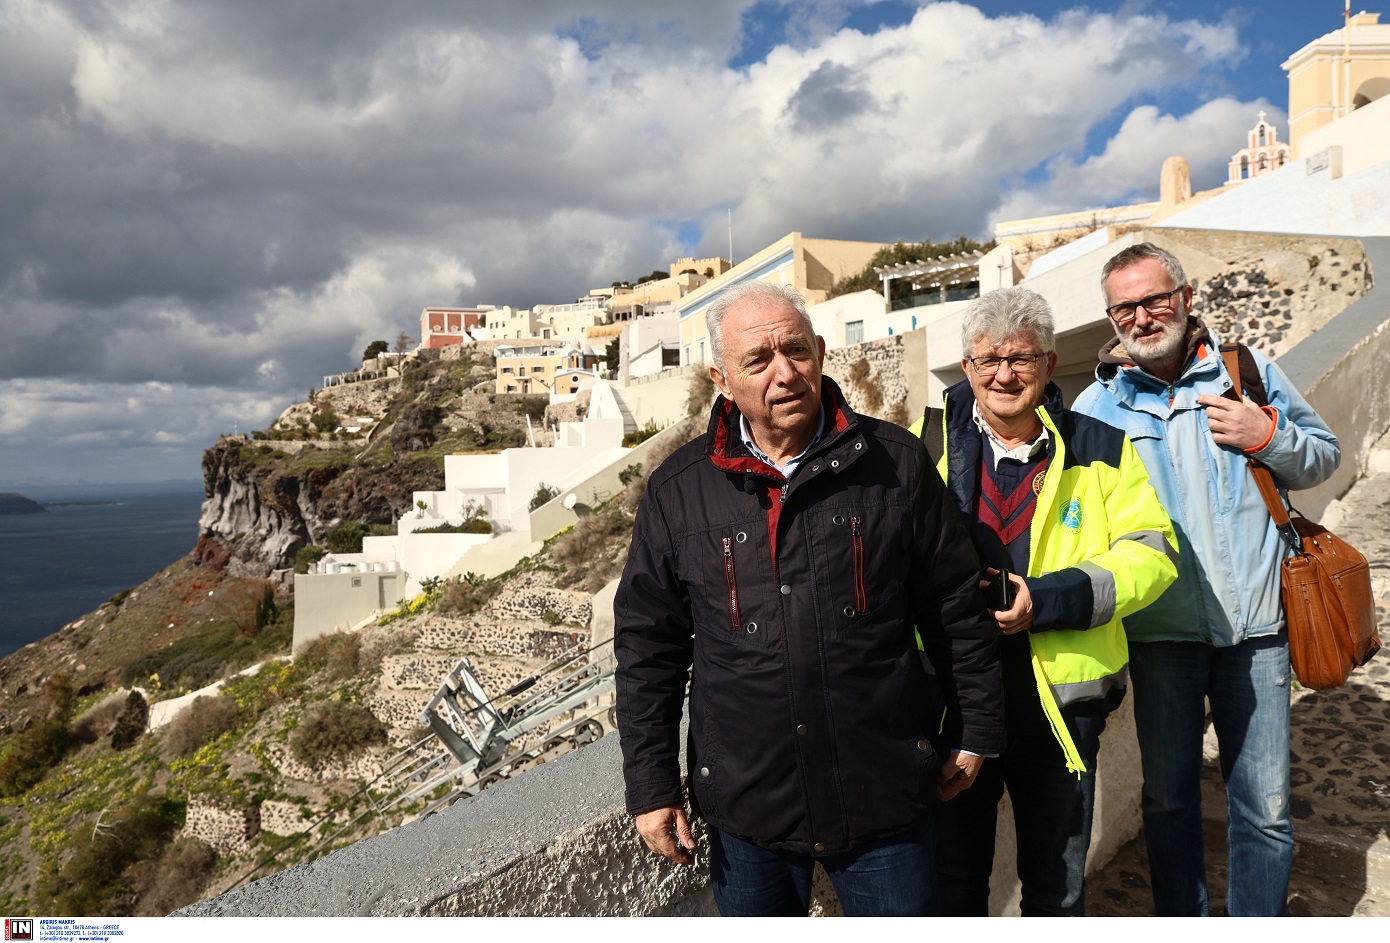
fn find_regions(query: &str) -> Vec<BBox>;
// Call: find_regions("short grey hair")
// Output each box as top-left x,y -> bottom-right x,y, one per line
960,286 -> 1056,355
705,281 -> 813,370
1100,242 -> 1187,304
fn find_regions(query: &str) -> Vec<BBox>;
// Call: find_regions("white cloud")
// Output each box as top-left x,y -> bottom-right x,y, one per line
0,0 -> 1269,482
989,97 -> 1287,225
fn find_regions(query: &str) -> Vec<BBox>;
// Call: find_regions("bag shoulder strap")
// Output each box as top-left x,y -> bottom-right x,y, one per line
1218,341 -> 1269,407
922,406 -> 945,468
1219,344 -> 1299,549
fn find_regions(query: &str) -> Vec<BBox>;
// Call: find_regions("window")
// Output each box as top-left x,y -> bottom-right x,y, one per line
533,365 -> 545,373
1240,156 -> 1249,179
1258,127 -> 1266,146
502,366 -> 513,373
698,339 -> 706,363
845,320 -> 864,345
506,384 -> 516,392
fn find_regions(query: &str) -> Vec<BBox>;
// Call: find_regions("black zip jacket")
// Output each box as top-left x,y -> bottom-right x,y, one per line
614,378 -> 1003,854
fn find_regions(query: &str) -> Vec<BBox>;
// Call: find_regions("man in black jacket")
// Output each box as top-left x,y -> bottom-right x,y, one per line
614,280 -> 1003,916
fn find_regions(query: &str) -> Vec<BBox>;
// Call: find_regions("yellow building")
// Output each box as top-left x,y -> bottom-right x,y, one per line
1283,11 -> 1390,156
675,232 -> 887,365
495,344 -> 599,395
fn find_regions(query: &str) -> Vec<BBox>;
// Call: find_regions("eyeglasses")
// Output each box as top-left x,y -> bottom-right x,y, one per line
1105,287 -> 1184,325
967,352 -> 1047,376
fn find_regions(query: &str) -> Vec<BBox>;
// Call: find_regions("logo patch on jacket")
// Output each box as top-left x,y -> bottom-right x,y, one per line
1061,499 -> 1083,532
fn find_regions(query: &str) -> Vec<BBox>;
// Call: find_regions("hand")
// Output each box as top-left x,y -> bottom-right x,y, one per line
936,750 -> 984,802
1198,393 -> 1274,451
978,569 -> 1033,635
634,805 -> 696,865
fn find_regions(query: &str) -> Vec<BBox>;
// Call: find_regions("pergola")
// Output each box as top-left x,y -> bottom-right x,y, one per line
874,249 -> 984,308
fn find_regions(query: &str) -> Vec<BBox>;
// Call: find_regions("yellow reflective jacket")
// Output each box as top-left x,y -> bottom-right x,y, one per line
911,381 -> 1178,772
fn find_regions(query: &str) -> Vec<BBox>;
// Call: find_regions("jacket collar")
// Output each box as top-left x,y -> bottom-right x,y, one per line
1095,315 -> 1214,384
707,376 -> 857,481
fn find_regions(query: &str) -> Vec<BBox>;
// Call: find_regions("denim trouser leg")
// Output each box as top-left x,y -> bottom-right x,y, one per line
1211,633 -> 1292,916
1129,635 -> 1292,917
708,819 -> 939,916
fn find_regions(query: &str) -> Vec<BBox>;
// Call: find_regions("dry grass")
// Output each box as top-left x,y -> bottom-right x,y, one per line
290,700 -> 387,767
160,695 -> 241,757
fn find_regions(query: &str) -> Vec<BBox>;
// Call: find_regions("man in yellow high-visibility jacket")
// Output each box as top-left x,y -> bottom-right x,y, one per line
913,286 -> 1178,916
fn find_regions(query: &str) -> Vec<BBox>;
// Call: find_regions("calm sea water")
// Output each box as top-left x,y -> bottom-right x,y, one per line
0,482 -> 205,658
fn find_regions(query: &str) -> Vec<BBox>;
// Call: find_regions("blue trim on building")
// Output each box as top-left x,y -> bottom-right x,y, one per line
677,246 -> 796,320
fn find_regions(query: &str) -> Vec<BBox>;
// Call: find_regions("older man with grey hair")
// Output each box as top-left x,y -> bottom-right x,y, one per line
912,285 -> 1178,916
615,279 -> 1003,916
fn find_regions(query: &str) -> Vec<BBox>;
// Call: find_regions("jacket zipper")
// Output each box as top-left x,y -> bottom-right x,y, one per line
722,536 -> 741,630
851,516 -> 868,611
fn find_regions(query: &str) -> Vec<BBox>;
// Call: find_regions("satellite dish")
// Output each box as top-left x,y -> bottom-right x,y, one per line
563,493 -> 578,510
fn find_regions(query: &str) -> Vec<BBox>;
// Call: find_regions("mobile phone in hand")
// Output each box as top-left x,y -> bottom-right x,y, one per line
986,570 -> 1016,610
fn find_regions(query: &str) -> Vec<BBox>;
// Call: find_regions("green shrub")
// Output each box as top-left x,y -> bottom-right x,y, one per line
0,675 -> 76,797
622,419 -> 661,447
529,482 -> 560,511
310,405 -> 340,433
294,545 -> 326,574
290,701 -> 387,767
109,692 -> 149,751
513,395 -> 549,422
130,837 -> 218,916
34,791 -> 185,916
107,588 -> 132,607
295,632 -> 362,683
618,463 -> 643,486
161,695 -> 240,757
326,521 -> 368,554
435,574 -> 498,618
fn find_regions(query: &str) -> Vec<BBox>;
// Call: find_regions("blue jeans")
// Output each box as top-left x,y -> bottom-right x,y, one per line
935,631 -> 1110,915
1129,634 -> 1292,916
707,819 -> 940,916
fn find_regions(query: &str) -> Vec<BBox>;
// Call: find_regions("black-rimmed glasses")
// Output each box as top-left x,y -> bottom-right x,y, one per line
967,352 -> 1047,376
1105,287 -> 1184,324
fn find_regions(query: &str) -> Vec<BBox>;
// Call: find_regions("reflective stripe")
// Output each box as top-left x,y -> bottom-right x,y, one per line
1114,529 -> 1179,566
1076,560 -> 1116,628
1051,666 -> 1127,709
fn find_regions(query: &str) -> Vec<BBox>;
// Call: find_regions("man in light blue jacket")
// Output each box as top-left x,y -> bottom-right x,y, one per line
1073,242 -> 1340,917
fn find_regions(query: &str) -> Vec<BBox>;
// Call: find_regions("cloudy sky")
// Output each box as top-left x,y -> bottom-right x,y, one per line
0,0 -> 1339,484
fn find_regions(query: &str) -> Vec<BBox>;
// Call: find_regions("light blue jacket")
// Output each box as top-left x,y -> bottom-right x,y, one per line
1072,329 -> 1340,647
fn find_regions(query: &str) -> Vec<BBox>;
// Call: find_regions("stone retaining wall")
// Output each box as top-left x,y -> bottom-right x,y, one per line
824,334 -> 909,424
182,800 -> 261,856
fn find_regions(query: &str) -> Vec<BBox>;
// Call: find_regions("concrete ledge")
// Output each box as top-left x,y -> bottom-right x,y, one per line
175,731 -> 714,916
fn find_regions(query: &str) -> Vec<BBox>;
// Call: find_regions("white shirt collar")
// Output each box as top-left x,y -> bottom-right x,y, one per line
971,400 -> 1047,470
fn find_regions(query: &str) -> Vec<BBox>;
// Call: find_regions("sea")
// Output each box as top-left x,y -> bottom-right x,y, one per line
0,481 -> 206,658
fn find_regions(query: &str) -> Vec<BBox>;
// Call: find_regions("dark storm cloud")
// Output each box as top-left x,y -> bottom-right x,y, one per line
785,61 -> 880,131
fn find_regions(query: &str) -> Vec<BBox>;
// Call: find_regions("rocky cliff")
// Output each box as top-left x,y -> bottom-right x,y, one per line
195,347 -> 546,576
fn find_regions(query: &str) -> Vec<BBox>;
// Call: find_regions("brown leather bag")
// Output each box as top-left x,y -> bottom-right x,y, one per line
1221,345 -> 1381,689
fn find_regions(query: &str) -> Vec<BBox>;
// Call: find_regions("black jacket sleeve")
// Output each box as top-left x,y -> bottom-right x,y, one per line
910,441 -> 1004,756
613,482 -> 694,815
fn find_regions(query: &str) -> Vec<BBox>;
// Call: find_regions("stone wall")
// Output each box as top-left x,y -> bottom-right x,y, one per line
181,799 -> 261,856
824,333 -> 910,424
1184,235 -> 1371,358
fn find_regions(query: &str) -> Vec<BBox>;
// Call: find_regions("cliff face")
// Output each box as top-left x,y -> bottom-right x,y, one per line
197,439 -> 442,574
195,348 -> 543,575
